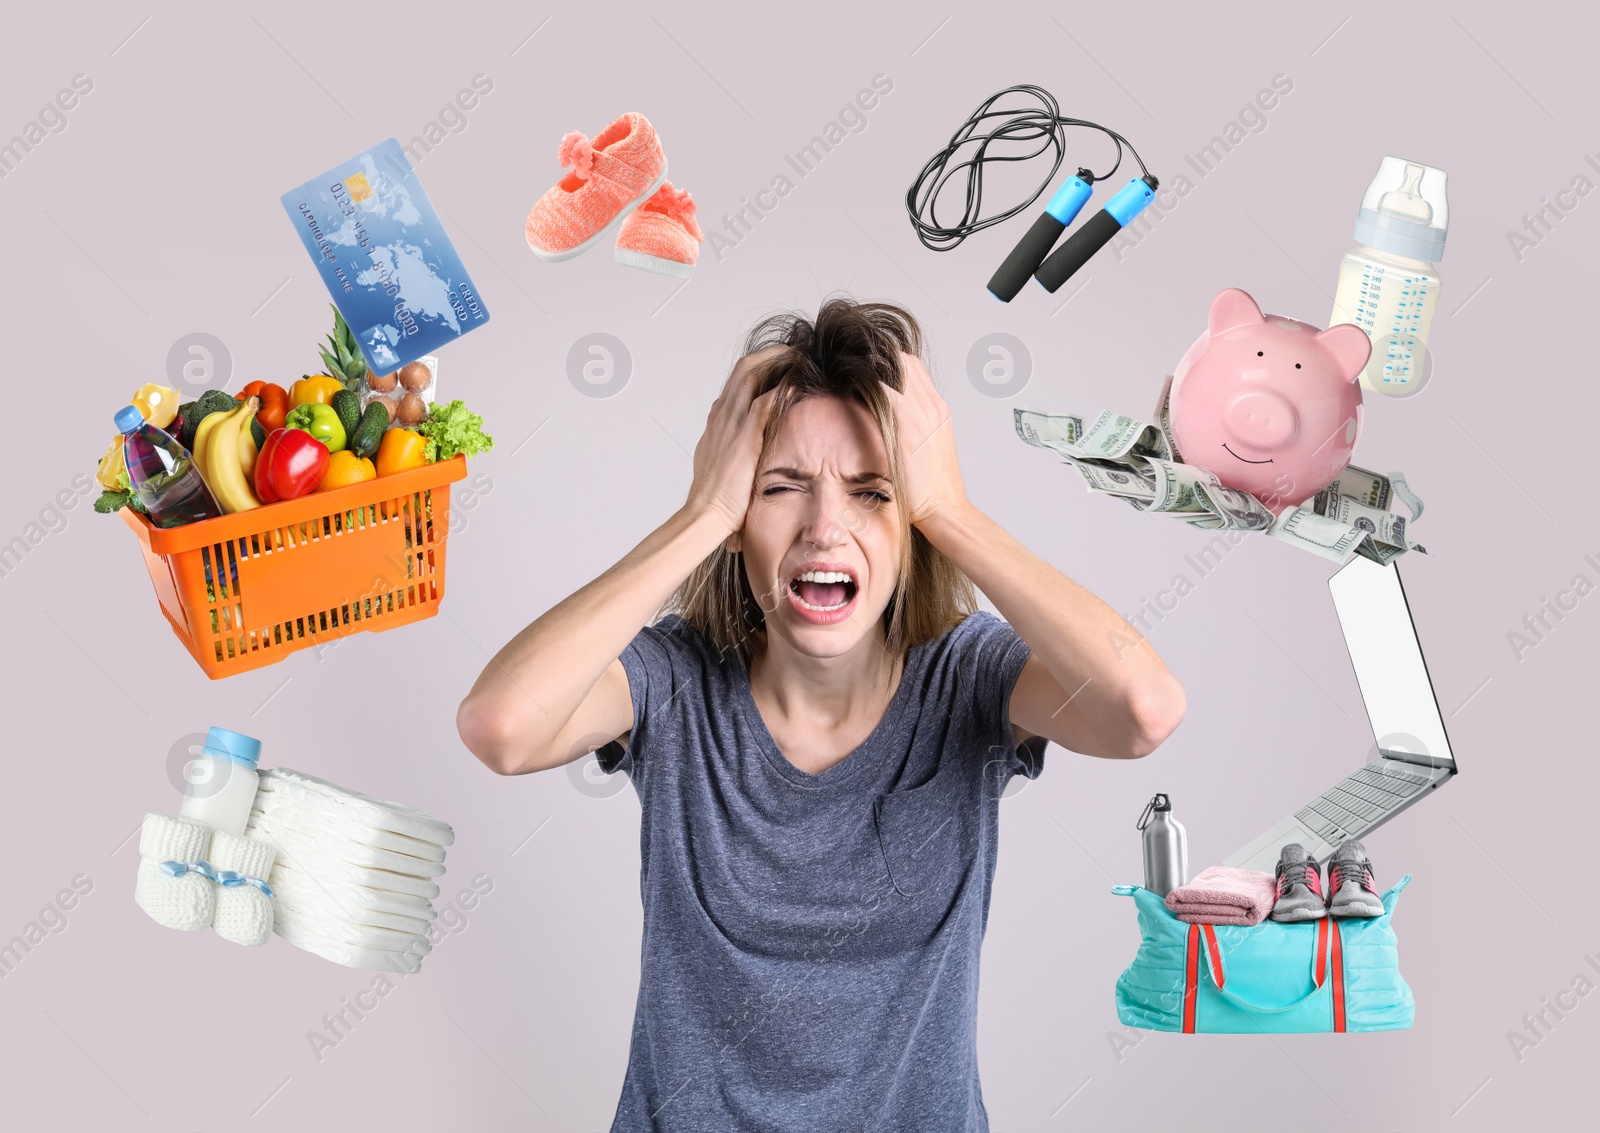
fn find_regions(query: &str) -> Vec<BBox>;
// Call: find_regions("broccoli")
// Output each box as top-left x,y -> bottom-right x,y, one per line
177,389 -> 239,450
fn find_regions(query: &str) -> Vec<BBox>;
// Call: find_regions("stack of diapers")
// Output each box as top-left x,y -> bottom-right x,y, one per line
244,767 -> 455,971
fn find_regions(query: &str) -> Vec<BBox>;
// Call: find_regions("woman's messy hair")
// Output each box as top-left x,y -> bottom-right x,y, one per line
663,296 -> 977,666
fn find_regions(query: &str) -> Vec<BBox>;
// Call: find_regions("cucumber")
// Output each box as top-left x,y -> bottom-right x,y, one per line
331,389 -> 362,438
350,402 -> 388,459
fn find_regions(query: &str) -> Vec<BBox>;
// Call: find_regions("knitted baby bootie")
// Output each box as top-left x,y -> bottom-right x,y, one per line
614,181 -> 703,278
134,814 -> 215,932
525,112 -> 668,261
209,830 -> 277,948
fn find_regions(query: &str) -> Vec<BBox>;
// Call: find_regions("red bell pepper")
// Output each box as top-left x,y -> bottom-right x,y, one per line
255,427 -> 330,503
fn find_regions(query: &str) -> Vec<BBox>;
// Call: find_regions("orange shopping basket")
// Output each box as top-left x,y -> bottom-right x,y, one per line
120,455 -> 468,678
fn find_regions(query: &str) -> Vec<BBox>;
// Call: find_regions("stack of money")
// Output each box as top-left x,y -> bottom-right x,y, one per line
1272,464 -> 1426,565
1013,376 -> 1425,565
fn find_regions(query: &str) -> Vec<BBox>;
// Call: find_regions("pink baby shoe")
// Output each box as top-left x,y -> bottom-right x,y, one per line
525,112 -> 668,261
614,182 -> 704,278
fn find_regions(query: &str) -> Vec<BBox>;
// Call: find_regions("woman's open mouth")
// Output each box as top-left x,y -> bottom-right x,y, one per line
786,566 -> 859,625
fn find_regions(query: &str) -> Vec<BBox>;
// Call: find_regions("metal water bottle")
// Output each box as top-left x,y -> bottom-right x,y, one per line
1138,794 -> 1187,898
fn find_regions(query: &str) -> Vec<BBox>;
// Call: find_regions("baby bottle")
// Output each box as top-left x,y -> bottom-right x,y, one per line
1329,157 -> 1449,396
177,726 -> 262,838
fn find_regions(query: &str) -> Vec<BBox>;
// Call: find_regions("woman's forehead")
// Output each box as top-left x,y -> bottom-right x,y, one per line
768,396 -> 883,448
764,396 -> 888,472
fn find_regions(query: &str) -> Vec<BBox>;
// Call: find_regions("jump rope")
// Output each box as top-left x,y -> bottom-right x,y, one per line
904,85 -> 1158,301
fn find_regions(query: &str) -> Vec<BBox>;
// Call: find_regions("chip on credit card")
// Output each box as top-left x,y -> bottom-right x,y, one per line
281,138 -> 489,374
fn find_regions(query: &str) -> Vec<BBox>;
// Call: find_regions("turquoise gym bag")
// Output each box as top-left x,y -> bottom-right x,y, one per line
1111,875 -> 1413,1033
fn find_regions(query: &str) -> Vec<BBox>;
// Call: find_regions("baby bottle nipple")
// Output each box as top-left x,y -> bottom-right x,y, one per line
1377,162 -> 1433,224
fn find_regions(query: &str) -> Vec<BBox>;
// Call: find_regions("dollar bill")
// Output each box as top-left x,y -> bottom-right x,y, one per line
1013,407 -> 1274,531
1074,461 -> 1155,501
1388,471 -> 1424,523
1198,480 -> 1277,531
1266,507 -> 1365,561
1076,410 -> 1171,463
1267,500 -> 1426,564
1154,373 -> 1183,464
1325,495 -> 1425,558
1013,408 -> 1085,449
1148,458 -> 1207,513
1015,389 -> 1425,564
1314,465 -> 1424,522
1316,464 -> 1390,514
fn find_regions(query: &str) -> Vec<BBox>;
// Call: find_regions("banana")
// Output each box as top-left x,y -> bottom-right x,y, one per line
203,416 -> 229,486
192,409 -> 225,484
207,400 -> 263,514
198,407 -> 231,504
237,416 -> 259,479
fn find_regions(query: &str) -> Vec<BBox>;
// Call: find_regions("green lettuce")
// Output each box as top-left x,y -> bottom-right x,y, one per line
94,459 -> 146,514
417,399 -> 493,463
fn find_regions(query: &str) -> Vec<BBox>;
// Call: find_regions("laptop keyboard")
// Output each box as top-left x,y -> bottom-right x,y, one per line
1295,762 -> 1433,843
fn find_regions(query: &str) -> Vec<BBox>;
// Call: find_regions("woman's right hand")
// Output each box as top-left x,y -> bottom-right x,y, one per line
685,346 -> 783,535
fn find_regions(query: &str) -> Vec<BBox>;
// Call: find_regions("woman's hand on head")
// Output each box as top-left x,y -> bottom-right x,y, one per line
885,353 -> 968,527
686,347 -> 783,535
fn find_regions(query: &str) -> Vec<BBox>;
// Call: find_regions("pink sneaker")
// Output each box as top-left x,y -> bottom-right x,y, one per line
525,112 -> 668,262
614,182 -> 703,278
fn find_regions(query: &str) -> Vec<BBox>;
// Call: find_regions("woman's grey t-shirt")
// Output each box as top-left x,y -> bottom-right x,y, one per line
596,610 -> 1041,1132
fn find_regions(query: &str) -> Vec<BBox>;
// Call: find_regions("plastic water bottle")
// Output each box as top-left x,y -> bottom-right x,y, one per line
178,727 -> 262,838
1138,793 -> 1187,898
1329,157 -> 1449,396
115,405 -> 222,528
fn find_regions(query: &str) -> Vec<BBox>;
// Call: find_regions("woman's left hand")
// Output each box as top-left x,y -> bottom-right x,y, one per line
884,353 -> 968,527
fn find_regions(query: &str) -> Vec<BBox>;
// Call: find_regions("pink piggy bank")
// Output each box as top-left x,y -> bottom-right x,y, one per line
1168,288 -> 1371,511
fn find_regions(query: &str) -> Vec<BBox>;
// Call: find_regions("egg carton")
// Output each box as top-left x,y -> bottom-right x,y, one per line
358,355 -> 437,430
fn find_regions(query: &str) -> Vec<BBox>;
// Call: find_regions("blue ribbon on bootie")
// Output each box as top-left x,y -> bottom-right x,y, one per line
160,859 -> 219,882
159,860 -> 274,899
216,870 -> 275,899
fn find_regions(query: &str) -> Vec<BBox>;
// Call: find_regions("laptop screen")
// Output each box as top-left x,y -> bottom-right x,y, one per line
1327,556 -> 1456,770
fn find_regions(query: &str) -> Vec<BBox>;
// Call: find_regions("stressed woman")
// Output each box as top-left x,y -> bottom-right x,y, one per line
456,299 -> 1186,1131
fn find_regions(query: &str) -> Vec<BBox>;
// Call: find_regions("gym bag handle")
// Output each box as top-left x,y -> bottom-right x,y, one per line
1181,919 -> 1345,1033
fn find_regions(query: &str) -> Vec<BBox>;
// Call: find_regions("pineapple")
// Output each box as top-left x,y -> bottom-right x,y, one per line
318,304 -> 372,390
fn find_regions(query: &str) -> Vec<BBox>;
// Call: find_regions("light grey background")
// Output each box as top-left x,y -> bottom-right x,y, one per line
0,0 -> 1591,1128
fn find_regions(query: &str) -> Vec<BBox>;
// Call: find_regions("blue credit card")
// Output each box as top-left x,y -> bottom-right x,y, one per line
281,138 -> 489,373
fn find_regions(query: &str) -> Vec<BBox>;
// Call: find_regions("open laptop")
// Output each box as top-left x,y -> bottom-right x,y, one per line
1224,554 -> 1457,872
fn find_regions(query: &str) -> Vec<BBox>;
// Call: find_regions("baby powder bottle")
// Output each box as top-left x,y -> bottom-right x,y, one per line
1329,157 -> 1449,395
178,727 -> 262,838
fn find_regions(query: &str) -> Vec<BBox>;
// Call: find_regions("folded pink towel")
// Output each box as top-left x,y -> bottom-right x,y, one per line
1164,866 -> 1277,926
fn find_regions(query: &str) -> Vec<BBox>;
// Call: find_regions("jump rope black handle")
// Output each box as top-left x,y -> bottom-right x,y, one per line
987,175 -> 1093,302
1034,175 -> 1159,293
